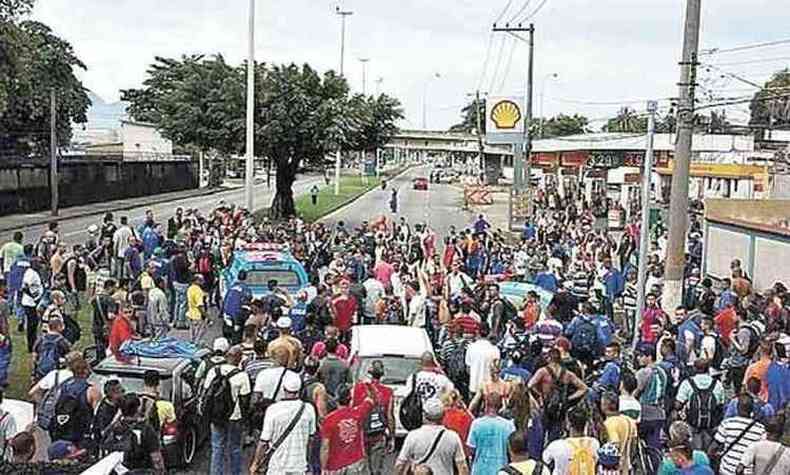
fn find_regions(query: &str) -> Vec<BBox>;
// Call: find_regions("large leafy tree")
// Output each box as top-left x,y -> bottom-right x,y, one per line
450,97 -> 486,135
540,113 -> 590,138
749,69 -> 790,134
0,0 -> 90,156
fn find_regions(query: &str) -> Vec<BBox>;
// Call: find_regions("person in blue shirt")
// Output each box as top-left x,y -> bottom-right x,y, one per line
474,214 -> 491,235
714,278 -> 738,313
522,221 -> 536,241
766,340 -> 790,412
467,392 -> 516,475
534,264 -> 558,293
500,350 -> 531,385
221,270 -> 252,344
600,258 -> 624,322
594,342 -> 623,394
722,376 -> 774,422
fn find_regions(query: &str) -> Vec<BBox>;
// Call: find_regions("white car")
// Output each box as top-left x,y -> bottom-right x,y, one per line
348,325 -> 434,437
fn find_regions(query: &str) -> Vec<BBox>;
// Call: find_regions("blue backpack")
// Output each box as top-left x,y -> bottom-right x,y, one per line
34,333 -> 67,380
571,316 -> 601,358
593,314 -> 615,348
676,317 -> 703,363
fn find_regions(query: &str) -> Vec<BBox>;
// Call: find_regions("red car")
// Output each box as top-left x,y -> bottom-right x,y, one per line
413,177 -> 429,190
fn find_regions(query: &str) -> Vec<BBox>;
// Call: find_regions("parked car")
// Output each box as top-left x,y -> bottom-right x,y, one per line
88,350 -> 210,469
219,243 -> 312,334
348,325 -> 433,437
413,177 -> 429,190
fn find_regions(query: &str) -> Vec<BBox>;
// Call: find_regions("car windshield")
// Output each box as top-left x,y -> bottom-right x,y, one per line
90,372 -> 174,400
247,269 -> 301,287
355,357 -> 421,385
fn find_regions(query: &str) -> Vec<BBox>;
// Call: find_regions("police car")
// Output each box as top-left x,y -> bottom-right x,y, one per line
219,243 -> 311,333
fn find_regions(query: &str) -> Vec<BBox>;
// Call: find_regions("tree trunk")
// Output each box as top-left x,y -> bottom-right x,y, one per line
269,163 -> 296,220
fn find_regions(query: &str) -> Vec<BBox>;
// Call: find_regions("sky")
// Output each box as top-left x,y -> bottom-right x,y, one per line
31,0 -> 790,131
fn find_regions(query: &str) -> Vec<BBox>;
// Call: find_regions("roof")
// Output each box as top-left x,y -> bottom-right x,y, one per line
531,133 -> 755,153
705,199 -> 790,237
352,325 -> 432,358
94,351 -> 207,375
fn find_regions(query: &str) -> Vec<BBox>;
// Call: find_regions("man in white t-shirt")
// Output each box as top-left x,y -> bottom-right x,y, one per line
202,345 -> 251,475
28,351 -> 80,403
543,408 -> 600,474
250,371 -> 316,475
405,352 -> 454,403
465,324 -> 500,398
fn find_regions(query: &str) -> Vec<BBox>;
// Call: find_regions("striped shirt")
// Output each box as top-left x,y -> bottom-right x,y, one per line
713,417 -> 766,475
571,271 -> 591,301
623,282 -> 638,313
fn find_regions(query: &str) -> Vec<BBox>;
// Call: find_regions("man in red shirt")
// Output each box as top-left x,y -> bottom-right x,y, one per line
374,257 -> 395,288
108,302 -> 138,358
320,383 -> 375,474
351,361 -> 395,475
714,300 -> 738,348
331,279 -> 357,341
453,300 -> 481,337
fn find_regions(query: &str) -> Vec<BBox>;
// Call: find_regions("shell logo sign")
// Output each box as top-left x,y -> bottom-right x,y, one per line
486,96 -> 525,144
490,100 -> 522,129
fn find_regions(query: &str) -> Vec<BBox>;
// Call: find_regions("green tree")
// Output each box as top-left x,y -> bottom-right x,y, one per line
0,2 -> 90,156
749,69 -> 790,134
539,113 -> 590,138
450,97 -> 486,135
602,107 -> 648,133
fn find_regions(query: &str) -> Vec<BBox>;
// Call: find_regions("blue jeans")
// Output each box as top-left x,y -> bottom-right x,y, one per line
639,418 -> 664,450
172,282 -> 189,327
210,421 -> 242,475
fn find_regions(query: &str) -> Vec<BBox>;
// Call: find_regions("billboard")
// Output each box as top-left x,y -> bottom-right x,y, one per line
486,96 -> 526,144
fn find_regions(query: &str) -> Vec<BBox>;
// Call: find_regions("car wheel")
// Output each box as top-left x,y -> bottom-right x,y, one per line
181,425 -> 197,467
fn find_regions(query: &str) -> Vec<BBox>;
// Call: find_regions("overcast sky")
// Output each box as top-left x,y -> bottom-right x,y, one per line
33,0 -> 790,130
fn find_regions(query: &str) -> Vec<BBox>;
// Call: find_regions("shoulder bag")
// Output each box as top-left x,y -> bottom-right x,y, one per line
255,401 -> 306,474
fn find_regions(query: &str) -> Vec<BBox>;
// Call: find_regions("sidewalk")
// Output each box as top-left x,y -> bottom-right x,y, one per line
0,185 -> 239,233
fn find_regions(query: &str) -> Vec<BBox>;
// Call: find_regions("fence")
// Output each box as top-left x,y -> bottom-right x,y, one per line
0,156 -> 198,216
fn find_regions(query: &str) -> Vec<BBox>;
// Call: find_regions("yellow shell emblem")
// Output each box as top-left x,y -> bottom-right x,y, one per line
491,100 -> 522,129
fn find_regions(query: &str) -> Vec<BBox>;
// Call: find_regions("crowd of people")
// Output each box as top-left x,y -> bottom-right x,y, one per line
0,184 -> 788,475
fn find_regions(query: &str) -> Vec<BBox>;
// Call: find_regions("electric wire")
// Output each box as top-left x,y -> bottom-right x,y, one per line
519,0 -> 550,23
494,0 -> 516,25
497,38 -> 518,93
701,38 -> 790,56
488,35 -> 508,94
507,0 -> 534,25
476,31 -> 495,92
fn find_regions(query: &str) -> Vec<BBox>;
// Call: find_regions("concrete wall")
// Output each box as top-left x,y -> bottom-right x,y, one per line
0,158 -> 197,216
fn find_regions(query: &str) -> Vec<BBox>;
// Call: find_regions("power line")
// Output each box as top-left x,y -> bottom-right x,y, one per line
549,96 -> 675,106
506,0 -> 534,25
708,56 -> 790,67
498,38 -> 518,92
520,0 -> 550,23
488,35 -> 508,94
494,0 -> 516,25
476,32 -> 495,92
701,38 -> 790,56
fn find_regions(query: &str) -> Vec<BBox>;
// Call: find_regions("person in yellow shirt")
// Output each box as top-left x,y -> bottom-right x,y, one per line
601,391 -> 638,475
186,275 -> 206,343
139,370 -> 177,430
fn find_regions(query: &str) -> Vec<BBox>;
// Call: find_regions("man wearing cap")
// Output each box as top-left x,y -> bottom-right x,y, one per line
203,345 -> 251,475
250,370 -> 316,474
268,316 -> 303,370
395,398 -> 469,475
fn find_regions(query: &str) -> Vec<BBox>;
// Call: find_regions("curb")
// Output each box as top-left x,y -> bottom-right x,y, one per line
0,186 -> 239,233
318,166 -> 414,223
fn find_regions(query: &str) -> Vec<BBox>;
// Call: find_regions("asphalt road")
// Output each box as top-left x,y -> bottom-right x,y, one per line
0,176 -> 324,246
323,166 -> 475,236
180,167 -> 472,474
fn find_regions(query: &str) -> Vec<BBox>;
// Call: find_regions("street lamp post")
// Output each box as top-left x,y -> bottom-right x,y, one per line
244,0 -> 256,211
422,72 -> 441,130
359,58 -> 370,95
335,7 -> 353,196
538,72 -> 558,139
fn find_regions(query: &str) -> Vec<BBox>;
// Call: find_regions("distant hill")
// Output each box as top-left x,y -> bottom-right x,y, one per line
85,91 -> 128,129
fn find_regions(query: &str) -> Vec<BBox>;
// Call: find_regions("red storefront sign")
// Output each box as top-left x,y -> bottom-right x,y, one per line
561,151 -> 588,167
531,152 -> 558,166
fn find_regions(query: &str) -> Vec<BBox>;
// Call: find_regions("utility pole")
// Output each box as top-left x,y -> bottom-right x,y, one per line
50,89 -> 58,216
244,0 -> 255,211
663,0 -> 702,311
634,100 -> 658,351
493,23 -> 535,228
475,90 -> 485,173
335,7 -> 353,196
359,58 -> 369,95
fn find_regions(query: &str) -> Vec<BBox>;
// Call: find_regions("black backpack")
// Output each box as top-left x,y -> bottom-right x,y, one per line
446,344 -> 469,384
101,418 -> 149,469
499,298 -> 518,324
686,378 -> 722,430
570,317 -> 599,359
363,384 -> 388,438
543,367 -> 568,424
199,367 -> 241,427
399,374 -> 423,431
50,378 -> 92,442
139,394 -> 161,432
